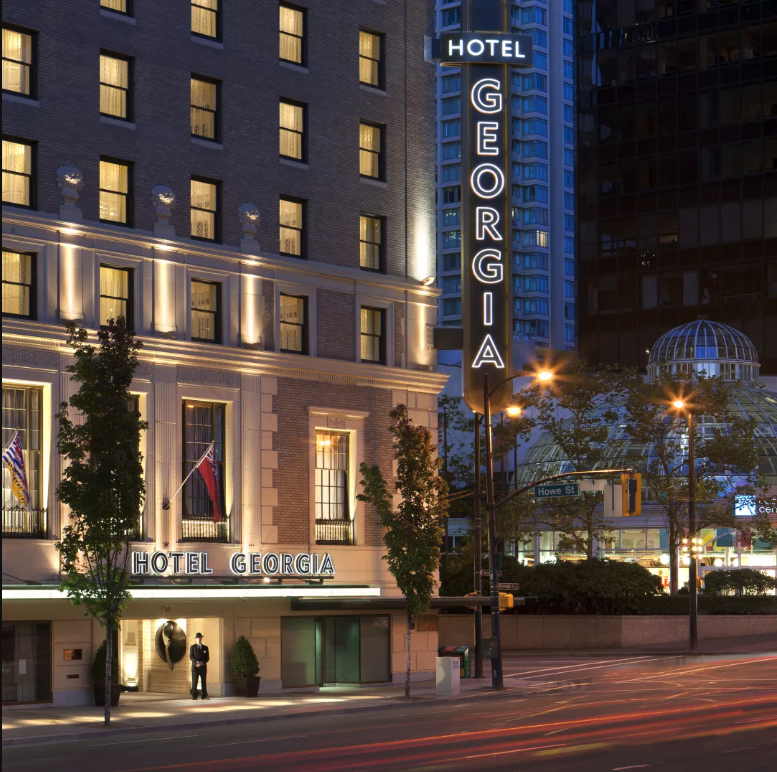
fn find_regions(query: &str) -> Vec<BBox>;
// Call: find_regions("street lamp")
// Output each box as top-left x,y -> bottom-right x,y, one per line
481,368 -> 553,690
672,397 -> 698,651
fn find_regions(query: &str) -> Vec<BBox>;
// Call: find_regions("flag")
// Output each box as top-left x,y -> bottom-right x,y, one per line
2,432 -> 31,510
194,443 -> 224,523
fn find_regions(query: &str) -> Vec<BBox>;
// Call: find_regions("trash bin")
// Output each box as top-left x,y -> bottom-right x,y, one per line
453,645 -> 472,678
436,655 -> 461,696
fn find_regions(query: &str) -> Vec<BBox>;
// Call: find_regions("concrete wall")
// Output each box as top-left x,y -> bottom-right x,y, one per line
438,615 -> 777,650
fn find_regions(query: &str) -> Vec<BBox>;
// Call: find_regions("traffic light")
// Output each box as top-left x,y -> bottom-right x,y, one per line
622,473 -> 642,516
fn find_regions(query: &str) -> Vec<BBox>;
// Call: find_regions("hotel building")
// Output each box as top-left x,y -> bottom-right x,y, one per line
1,0 -> 446,705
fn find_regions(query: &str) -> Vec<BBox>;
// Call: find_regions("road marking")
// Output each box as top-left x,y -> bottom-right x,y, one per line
544,727 -> 568,736
89,734 -> 197,747
202,734 -> 307,748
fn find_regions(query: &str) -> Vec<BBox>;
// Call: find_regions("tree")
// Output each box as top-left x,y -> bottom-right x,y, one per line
55,318 -> 146,725
622,372 -> 760,595
515,362 -> 638,557
358,405 -> 449,698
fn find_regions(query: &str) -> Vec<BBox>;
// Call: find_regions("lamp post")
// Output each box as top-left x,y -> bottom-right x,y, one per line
473,413 -> 484,679
673,399 -> 698,651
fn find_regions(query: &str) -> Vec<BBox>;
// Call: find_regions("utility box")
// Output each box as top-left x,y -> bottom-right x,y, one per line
436,655 -> 461,696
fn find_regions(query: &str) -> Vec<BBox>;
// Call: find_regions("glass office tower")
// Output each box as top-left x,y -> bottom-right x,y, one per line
576,0 -> 777,373
435,0 -> 577,359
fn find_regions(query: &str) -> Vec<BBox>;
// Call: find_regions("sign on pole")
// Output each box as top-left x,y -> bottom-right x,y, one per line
497,582 -> 520,592
435,7 -> 533,414
533,483 -> 580,499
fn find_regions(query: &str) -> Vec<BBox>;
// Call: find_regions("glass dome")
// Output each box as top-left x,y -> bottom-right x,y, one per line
647,320 -> 759,383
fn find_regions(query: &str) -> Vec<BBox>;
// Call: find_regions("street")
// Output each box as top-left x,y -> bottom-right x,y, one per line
4,652 -> 776,772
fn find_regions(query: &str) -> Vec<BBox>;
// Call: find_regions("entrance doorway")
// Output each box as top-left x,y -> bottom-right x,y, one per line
280,615 -> 390,688
2,622 -> 51,704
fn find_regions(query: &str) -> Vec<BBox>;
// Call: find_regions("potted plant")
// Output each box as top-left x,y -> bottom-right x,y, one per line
230,635 -> 260,697
92,639 -> 121,707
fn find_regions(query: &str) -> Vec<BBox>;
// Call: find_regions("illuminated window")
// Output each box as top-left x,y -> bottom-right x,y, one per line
191,77 -> 219,140
279,100 -> 306,161
360,307 -> 385,364
2,26 -> 34,97
2,250 -> 34,319
2,138 -> 33,207
359,122 -> 383,179
279,293 -> 308,354
190,178 -> 219,241
102,0 -> 131,15
100,53 -> 131,119
279,197 -> 305,257
190,280 -> 220,343
99,159 -> 131,225
280,3 -> 305,65
359,30 -> 383,88
191,0 -> 219,39
359,215 -> 383,271
315,431 -> 352,545
99,265 -> 132,328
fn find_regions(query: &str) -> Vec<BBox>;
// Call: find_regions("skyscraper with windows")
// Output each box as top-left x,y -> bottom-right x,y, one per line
435,0 -> 577,363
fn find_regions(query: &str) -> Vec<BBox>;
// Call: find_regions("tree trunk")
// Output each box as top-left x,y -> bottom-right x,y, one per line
105,621 -> 113,726
405,608 -> 412,699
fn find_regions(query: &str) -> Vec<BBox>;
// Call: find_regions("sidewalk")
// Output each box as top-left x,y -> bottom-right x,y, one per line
1,676 -> 559,748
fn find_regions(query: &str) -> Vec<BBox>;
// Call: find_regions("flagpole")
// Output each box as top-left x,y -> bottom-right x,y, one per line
163,442 -> 214,510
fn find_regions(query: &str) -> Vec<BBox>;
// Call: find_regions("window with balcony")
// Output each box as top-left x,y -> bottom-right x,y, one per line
279,197 -> 306,257
2,26 -> 34,97
279,293 -> 308,354
99,158 -> 131,225
190,178 -> 220,241
2,138 -> 34,207
315,432 -> 352,545
2,250 -> 34,319
360,307 -> 386,364
279,3 -> 305,65
100,53 -> 131,119
190,279 -> 221,343
191,0 -> 219,39
182,401 -> 227,542
2,385 -> 44,538
359,214 -> 383,272
279,99 -> 306,161
191,77 -> 219,141
359,30 -> 383,88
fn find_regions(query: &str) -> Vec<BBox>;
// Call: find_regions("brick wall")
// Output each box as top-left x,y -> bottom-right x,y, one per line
393,302 -> 405,368
317,289 -> 355,361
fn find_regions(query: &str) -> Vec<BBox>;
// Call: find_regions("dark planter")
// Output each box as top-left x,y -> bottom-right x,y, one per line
93,684 -> 121,707
233,676 -> 260,698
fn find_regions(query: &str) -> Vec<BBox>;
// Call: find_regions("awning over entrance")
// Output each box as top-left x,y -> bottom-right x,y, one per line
290,596 -> 496,611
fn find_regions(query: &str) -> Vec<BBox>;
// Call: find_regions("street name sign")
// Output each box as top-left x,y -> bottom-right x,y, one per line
480,569 -> 502,577
533,483 -> 580,499
497,582 -> 520,591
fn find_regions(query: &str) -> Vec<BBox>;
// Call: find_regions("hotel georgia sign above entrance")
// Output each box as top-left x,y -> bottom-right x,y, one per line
131,550 -> 335,577
434,2 -> 533,414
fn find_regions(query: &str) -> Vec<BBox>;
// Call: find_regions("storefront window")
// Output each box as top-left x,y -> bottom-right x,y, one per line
2,622 -> 51,704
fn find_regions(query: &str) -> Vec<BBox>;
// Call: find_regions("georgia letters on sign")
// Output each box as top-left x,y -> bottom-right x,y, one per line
131,550 -> 335,577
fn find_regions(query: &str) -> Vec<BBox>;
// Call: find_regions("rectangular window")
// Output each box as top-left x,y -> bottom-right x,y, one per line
191,0 -> 219,39
441,74 -> 461,94
359,30 -> 383,88
360,214 -> 383,272
442,252 -> 461,272
280,3 -> 305,65
442,96 -> 461,115
441,8 -> 461,27
190,178 -> 219,241
315,432 -> 352,545
442,163 -> 461,182
190,279 -> 220,343
360,307 -> 385,364
2,138 -> 33,207
100,53 -> 131,120
442,208 -> 460,227
182,401 -> 227,542
359,122 -> 383,180
279,99 -> 306,161
443,230 -> 461,249
99,265 -> 132,328
442,276 -> 461,294
279,197 -> 305,258
442,119 -> 461,138
2,385 -> 43,537
191,77 -> 219,141
442,297 -> 462,316
442,141 -> 461,160
441,185 -> 461,204
99,158 -> 131,225
2,26 -> 34,97
2,250 -> 34,319
279,293 -> 308,354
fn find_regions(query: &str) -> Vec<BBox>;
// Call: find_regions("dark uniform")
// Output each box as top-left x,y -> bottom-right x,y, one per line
189,636 -> 209,699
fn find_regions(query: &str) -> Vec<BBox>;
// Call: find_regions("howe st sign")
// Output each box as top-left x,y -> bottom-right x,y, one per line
534,484 -> 580,499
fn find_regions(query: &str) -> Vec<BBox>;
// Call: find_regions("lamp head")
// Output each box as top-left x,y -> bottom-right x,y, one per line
537,370 -> 553,383
505,405 -> 522,418
672,399 -> 685,410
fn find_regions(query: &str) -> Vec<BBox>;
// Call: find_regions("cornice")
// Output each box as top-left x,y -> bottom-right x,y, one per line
2,327 -> 449,394
2,208 -> 440,304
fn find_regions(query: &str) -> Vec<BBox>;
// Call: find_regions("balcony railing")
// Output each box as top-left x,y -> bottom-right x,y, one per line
181,518 -> 229,543
315,518 -> 354,546
3,508 -> 46,538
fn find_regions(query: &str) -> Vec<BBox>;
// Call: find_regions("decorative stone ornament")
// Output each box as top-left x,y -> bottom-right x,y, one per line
151,185 -> 176,238
57,164 -> 84,221
238,202 -> 260,255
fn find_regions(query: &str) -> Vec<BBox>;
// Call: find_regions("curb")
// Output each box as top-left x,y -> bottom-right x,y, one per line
2,682 -> 563,749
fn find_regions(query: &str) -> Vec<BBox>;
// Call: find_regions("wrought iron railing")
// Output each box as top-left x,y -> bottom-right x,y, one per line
181,518 -> 229,543
315,518 -> 354,546
2,507 -> 46,538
